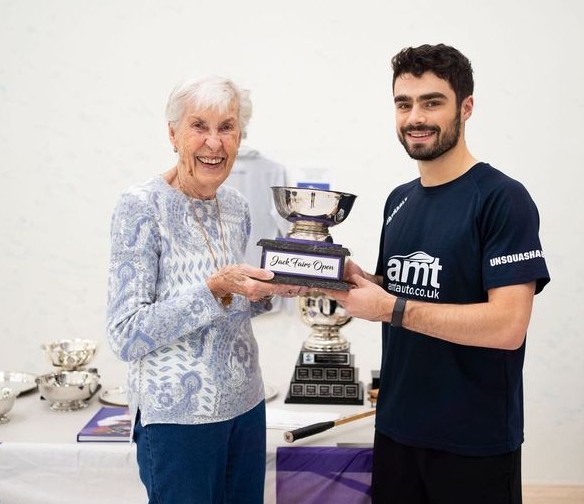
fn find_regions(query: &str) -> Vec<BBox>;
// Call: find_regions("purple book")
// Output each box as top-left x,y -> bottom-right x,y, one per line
76,406 -> 132,442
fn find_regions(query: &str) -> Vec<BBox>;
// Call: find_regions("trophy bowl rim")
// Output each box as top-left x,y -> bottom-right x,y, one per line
270,186 -> 357,225
271,185 -> 357,199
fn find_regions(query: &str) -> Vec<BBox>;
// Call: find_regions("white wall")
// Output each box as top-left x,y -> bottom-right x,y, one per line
1,0 -> 582,484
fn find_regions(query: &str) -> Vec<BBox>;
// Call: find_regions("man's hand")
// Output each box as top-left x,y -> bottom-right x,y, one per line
322,274 -> 393,322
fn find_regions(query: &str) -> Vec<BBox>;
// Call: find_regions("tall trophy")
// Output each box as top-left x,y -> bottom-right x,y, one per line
258,187 -> 363,405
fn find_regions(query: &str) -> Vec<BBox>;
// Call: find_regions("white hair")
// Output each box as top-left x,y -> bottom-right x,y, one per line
165,75 -> 252,132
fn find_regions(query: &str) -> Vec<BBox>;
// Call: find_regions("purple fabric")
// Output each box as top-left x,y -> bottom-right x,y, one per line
276,447 -> 373,504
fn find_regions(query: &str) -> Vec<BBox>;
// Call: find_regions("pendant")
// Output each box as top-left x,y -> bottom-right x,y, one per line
220,293 -> 233,308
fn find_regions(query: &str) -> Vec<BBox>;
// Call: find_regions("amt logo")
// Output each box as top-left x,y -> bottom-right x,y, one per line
387,251 -> 442,288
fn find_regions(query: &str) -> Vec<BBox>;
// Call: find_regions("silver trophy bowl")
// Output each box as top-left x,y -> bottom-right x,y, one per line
272,186 -> 357,242
269,186 -> 363,404
0,387 -> 16,424
272,186 -> 356,351
42,339 -> 98,370
36,370 -> 100,411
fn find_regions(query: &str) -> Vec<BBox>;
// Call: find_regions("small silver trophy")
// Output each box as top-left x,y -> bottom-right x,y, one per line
258,186 -> 363,405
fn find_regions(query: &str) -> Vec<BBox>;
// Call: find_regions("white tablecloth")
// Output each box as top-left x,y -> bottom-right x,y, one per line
0,382 -> 375,503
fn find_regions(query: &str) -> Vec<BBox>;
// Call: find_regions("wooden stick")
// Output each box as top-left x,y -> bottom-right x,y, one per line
283,409 -> 376,443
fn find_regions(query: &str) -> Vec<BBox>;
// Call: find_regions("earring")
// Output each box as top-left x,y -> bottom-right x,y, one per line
173,146 -> 178,153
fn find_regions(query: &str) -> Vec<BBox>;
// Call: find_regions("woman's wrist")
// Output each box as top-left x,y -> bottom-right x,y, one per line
206,275 -> 230,301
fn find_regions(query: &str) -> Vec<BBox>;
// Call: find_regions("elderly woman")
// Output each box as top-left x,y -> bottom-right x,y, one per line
106,75 -> 302,503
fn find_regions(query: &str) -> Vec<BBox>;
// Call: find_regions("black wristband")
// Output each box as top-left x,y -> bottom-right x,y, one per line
391,297 -> 407,327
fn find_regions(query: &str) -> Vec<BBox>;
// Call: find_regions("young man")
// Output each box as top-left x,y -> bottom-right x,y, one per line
324,44 -> 550,503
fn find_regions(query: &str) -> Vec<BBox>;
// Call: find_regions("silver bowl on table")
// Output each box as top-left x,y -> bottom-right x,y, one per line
36,370 -> 100,412
0,387 -> 16,423
41,339 -> 98,370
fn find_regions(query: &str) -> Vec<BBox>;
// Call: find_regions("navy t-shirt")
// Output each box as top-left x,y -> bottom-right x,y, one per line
374,162 -> 550,456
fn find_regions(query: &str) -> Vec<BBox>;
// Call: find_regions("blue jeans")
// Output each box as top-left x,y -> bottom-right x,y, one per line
133,401 -> 266,504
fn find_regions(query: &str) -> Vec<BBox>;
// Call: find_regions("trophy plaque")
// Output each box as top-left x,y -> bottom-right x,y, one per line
257,186 -> 356,290
284,290 -> 363,405
257,186 -> 363,405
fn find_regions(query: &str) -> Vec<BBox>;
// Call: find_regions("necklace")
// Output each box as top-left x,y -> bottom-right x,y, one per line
177,174 -> 233,308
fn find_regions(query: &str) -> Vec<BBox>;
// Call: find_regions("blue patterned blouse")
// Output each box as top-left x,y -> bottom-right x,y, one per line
106,175 -> 270,426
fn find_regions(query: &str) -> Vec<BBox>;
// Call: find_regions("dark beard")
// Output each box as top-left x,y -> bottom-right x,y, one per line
399,114 -> 461,161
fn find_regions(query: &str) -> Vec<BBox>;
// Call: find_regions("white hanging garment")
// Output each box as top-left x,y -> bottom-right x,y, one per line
226,145 -> 290,312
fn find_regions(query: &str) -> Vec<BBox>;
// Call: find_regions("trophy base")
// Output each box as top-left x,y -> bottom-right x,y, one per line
284,350 -> 364,405
284,385 -> 364,405
258,238 -> 351,291
267,274 -> 350,291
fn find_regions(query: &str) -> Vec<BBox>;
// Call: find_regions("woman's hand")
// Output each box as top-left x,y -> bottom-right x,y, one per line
207,264 -> 308,302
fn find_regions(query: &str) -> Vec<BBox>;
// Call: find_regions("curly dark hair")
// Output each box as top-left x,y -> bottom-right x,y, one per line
391,44 -> 474,107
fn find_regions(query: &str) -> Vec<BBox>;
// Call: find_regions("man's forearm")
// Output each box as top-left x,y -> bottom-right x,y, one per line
400,283 -> 536,350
